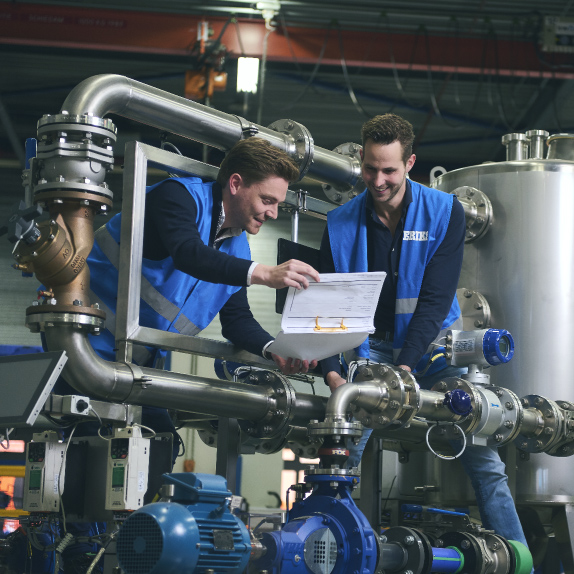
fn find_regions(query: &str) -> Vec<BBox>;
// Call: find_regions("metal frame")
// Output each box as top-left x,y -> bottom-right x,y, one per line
115,141 -> 333,366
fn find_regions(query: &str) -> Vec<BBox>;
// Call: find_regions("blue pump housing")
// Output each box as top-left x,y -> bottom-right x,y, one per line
116,473 -> 251,574
252,473 -> 379,574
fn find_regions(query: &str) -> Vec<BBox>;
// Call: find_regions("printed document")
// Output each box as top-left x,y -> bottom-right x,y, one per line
267,272 -> 386,361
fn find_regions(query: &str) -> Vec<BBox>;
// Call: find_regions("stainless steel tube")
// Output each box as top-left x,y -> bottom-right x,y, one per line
61,75 -> 245,152
60,75 -> 359,187
417,389 -> 462,422
44,325 -> 273,420
325,382 -> 384,421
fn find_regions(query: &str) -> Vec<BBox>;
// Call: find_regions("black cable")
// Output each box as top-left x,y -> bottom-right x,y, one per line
381,475 -> 397,516
233,16 -> 246,58
491,27 -> 512,129
277,20 -> 334,113
337,23 -> 372,119
278,10 -> 302,72
385,16 -> 427,111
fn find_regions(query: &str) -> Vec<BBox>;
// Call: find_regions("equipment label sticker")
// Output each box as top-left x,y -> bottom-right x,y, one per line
453,339 -> 475,354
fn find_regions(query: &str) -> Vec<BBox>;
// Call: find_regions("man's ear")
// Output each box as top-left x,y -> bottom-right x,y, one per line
406,154 -> 416,173
228,173 -> 243,196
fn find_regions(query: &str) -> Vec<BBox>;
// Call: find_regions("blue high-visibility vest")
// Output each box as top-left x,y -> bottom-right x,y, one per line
327,181 -> 462,372
87,177 -> 250,365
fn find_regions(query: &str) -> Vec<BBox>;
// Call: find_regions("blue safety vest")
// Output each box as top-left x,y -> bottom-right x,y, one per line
327,181 -> 462,372
87,177 -> 251,365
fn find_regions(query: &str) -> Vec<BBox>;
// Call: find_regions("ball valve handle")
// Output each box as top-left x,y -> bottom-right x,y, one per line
0,200 -> 43,245
443,389 -> 473,416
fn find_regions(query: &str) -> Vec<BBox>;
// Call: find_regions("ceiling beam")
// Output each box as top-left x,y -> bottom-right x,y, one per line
2,2 -> 574,79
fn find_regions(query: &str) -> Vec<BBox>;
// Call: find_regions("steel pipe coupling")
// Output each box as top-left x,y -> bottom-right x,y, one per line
352,363 -> 420,429
34,112 -> 116,209
450,186 -> 493,243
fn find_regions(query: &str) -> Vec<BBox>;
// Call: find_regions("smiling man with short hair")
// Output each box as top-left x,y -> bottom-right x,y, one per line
319,113 -> 529,552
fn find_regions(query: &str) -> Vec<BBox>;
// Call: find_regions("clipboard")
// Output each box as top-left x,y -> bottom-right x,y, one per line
267,272 -> 386,362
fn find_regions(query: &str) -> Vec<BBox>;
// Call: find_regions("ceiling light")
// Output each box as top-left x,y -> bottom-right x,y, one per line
237,57 -> 260,93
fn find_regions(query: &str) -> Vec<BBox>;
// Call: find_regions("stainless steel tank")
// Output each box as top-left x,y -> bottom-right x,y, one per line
432,146 -> 574,505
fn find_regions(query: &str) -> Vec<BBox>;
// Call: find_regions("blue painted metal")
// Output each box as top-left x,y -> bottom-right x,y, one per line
25,138 -> 37,169
116,473 -> 251,574
482,329 -> 515,365
432,546 -> 464,573
443,389 -> 473,416
402,504 -> 468,518
253,473 -> 378,574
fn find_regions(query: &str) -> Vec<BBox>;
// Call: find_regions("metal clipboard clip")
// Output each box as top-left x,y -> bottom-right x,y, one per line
314,316 -> 348,332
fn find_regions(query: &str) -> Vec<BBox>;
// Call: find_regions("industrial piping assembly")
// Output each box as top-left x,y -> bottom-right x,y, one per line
4,74 -> 574,572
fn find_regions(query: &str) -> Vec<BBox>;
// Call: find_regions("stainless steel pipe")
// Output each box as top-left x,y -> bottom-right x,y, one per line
45,326 -> 280,421
60,74 -> 359,189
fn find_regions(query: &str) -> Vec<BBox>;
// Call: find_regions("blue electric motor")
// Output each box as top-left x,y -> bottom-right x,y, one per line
116,473 -> 251,574
251,471 -> 379,574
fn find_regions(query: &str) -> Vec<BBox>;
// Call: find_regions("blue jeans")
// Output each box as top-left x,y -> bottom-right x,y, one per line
347,338 -> 528,547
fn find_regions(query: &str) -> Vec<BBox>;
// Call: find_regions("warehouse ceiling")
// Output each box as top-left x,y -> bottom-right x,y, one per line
1,0 -> 574,194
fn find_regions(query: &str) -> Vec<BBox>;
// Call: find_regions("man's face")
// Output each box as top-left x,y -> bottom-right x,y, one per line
361,139 -> 415,211
227,174 -> 288,234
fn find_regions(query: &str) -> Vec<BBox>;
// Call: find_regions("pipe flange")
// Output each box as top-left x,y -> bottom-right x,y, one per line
321,142 -> 363,205
431,377 -> 482,436
34,190 -> 114,210
286,425 -> 323,459
450,186 -> 493,243
383,526 -> 432,574
482,533 -> 513,574
485,386 -> 523,447
353,363 -> 420,429
25,309 -> 105,334
516,395 -> 563,453
238,370 -> 296,439
456,288 -> 491,330
34,179 -> 114,201
306,466 -> 353,476
308,419 -> 363,439
268,119 -> 314,182
440,531 -> 483,574
37,113 -> 117,140
36,141 -> 114,164
489,388 -> 522,441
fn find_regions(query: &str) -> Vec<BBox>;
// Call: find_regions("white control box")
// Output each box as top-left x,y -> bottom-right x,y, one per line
23,431 -> 66,512
105,427 -> 150,511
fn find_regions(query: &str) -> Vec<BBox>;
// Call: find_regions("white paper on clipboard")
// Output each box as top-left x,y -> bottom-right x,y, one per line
267,272 -> 386,361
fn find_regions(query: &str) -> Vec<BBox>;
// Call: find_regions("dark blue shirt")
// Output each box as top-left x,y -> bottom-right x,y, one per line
143,179 -> 273,357
320,181 -> 465,374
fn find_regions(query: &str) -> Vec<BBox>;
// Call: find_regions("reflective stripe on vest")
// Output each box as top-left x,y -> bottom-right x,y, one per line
94,226 -> 201,336
395,297 -> 418,315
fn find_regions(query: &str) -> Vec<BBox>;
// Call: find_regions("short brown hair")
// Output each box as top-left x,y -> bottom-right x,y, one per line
217,137 -> 300,186
361,114 -> 415,163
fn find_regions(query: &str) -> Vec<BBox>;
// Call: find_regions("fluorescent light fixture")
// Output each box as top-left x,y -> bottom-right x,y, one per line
237,57 -> 260,93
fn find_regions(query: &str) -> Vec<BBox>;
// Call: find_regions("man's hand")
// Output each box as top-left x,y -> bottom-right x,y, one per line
397,364 -> 411,372
272,354 -> 318,375
251,259 -> 320,290
325,371 -> 347,393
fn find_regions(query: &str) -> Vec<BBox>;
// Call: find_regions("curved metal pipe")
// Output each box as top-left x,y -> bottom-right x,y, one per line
325,382 -> 384,421
44,325 -> 328,424
44,325 -> 274,420
60,74 -> 359,189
